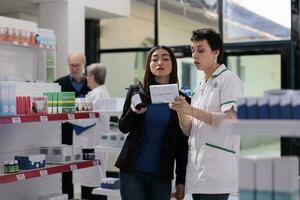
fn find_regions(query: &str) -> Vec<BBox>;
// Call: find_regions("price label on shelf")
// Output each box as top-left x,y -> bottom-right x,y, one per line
70,165 -> 77,171
40,116 -> 48,122
68,114 -> 75,120
39,170 -> 48,177
93,160 -> 99,166
12,117 -> 21,124
16,173 -> 26,181
89,113 -> 96,118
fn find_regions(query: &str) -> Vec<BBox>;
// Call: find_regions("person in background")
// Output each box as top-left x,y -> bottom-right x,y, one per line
115,45 -> 189,200
54,52 -> 90,199
169,28 -> 243,200
73,63 -> 110,200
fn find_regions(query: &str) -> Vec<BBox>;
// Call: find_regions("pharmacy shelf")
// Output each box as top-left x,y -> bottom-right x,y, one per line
0,112 -> 100,124
0,159 -> 100,184
219,119 -> 300,137
92,187 -> 121,198
94,145 -> 122,154
0,41 -> 56,50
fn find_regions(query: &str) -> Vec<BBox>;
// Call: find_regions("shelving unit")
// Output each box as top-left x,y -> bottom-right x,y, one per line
0,159 -> 100,184
219,119 -> 300,137
0,41 -> 56,50
0,112 -> 100,124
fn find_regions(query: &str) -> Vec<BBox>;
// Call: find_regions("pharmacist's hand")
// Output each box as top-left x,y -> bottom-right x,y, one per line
131,103 -> 147,114
169,95 -> 191,115
175,184 -> 185,200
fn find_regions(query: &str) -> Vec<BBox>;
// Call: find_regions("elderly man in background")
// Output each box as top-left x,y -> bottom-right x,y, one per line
54,52 -> 90,199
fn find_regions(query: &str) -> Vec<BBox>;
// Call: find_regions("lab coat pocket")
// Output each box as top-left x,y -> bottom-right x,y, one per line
202,142 -> 238,183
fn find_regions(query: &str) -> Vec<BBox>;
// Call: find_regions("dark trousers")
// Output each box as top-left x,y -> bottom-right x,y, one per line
61,123 -> 74,199
120,170 -> 171,200
81,186 -> 107,200
192,194 -> 229,200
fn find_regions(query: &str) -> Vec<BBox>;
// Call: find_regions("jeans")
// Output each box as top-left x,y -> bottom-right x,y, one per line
192,194 -> 229,200
120,170 -> 171,200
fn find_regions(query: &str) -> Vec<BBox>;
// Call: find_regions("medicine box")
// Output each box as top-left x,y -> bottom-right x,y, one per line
73,146 -> 82,161
100,178 -> 120,189
30,96 -> 48,114
57,92 -> 75,113
50,145 -> 73,164
15,154 -> 45,170
39,146 -> 51,164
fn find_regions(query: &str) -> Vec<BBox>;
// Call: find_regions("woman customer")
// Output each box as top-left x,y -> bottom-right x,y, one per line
170,28 -> 243,200
115,45 -> 189,200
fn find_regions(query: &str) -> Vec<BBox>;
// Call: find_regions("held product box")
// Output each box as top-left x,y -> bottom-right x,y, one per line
50,145 -> 73,164
30,96 -> 48,114
39,146 -> 51,164
15,154 -> 45,170
149,84 -> 179,103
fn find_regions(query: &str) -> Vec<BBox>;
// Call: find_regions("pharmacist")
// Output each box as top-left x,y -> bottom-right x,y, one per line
73,63 -> 110,200
170,28 -> 243,200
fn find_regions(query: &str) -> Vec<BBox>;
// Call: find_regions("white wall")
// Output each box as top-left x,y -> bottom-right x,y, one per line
85,0 -> 130,18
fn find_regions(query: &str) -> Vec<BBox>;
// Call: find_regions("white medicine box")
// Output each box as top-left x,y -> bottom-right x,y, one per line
73,146 -> 82,161
39,146 -> 51,163
50,145 -> 73,164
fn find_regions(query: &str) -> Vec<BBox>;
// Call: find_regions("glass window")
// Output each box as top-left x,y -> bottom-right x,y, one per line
223,0 -> 291,43
100,0 -> 154,49
159,0 -> 219,46
101,51 -> 148,97
227,54 -> 281,157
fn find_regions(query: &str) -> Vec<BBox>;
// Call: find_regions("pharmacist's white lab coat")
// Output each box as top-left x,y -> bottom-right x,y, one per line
73,85 -> 110,187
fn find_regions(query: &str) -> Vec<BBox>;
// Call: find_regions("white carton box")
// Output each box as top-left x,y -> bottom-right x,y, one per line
40,146 -> 51,164
8,81 -> 16,115
0,82 -> 10,116
239,158 -> 255,200
50,145 -> 73,164
256,158 -> 273,200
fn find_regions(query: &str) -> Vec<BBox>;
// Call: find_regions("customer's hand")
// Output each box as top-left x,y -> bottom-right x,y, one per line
175,184 -> 185,200
169,95 -> 192,115
131,103 -> 147,114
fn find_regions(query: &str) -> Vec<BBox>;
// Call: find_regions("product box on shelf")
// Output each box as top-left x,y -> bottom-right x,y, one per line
15,154 -> 45,170
246,97 -> 257,119
99,133 -> 126,148
8,81 -> 16,115
39,146 -> 51,164
0,81 -> 9,116
292,91 -> 300,119
73,146 -> 82,161
257,96 -> 269,119
57,92 -> 75,113
100,178 -> 120,189
75,98 -> 93,111
43,92 -> 53,114
36,28 -> 56,48
30,96 -> 48,114
50,145 -> 73,164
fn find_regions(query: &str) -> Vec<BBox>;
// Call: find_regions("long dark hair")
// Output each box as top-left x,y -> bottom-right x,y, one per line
142,45 -> 178,95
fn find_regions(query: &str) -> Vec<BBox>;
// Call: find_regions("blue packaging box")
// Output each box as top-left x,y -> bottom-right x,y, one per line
268,96 -> 280,119
280,95 -> 292,119
246,97 -> 257,119
292,93 -> 300,119
100,178 -> 120,189
237,98 -> 247,119
15,154 -> 45,170
257,97 -> 269,119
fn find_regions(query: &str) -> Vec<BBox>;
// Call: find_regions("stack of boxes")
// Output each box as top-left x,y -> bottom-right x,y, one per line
40,145 -> 82,164
237,90 -> 300,119
239,157 -> 299,200
0,81 -> 16,116
43,92 -> 75,113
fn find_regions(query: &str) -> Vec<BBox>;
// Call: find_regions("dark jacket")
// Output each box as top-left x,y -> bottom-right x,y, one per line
115,84 -> 189,185
54,75 -> 90,97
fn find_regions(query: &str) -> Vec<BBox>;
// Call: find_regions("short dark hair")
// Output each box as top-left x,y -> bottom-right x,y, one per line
86,63 -> 107,85
142,45 -> 178,95
191,28 -> 224,64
